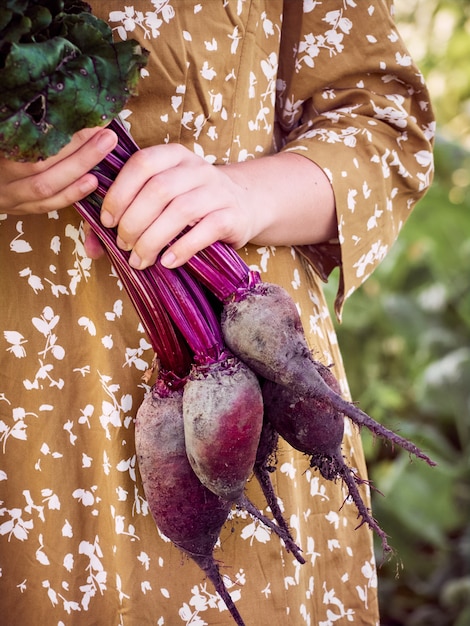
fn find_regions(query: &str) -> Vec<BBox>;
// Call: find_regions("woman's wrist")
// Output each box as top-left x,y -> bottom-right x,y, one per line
222,151 -> 337,248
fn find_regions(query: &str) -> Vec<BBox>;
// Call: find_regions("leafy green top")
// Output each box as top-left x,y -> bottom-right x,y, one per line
0,0 -> 148,161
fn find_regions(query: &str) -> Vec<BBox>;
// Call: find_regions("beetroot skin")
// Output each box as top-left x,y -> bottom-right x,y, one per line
262,364 -> 344,459
183,355 -> 264,501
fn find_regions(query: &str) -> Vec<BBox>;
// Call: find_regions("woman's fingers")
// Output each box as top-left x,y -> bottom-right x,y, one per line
100,144 -> 195,229
160,208 -> 243,269
127,183 -> 248,270
101,143 -> 254,270
112,162 -> 205,251
0,127 -> 117,215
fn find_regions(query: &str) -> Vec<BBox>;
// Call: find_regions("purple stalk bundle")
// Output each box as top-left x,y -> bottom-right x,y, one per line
74,195 -> 190,379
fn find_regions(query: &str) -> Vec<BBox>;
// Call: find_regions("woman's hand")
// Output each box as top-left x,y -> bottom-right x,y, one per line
101,144 -> 337,270
100,144 -> 256,270
0,127 -> 117,216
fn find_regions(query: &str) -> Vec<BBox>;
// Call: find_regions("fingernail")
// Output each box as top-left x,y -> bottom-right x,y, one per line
79,175 -> 98,195
129,251 -> 142,269
160,251 -> 176,268
97,130 -> 116,153
100,210 -> 114,228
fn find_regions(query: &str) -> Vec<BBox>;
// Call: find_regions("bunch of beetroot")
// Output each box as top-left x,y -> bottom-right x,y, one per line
76,118 -> 436,626
4,5 -> 436,624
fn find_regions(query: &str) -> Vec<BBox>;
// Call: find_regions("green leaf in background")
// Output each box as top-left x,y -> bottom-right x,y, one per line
373,455 -> 464,547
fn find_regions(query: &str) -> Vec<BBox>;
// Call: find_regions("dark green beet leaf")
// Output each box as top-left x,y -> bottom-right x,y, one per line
0,1 -> 148,161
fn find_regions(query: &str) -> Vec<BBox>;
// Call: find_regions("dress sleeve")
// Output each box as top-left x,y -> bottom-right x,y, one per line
276,1 -> 435,318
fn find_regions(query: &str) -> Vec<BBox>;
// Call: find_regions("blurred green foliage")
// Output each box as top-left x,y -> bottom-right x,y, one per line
325,2 -> 470,624
395,0 -> 470,146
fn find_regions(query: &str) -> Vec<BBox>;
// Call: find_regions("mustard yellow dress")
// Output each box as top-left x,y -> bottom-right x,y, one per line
0,2 -> 434,625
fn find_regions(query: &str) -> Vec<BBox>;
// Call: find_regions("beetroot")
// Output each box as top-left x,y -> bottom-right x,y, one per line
263,362 -> 344,458
262,370 -> 391,552
183,355 -> 264,501
221,281 -> 435,467
182,357 -> 305,563
135,379 -> 246,626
